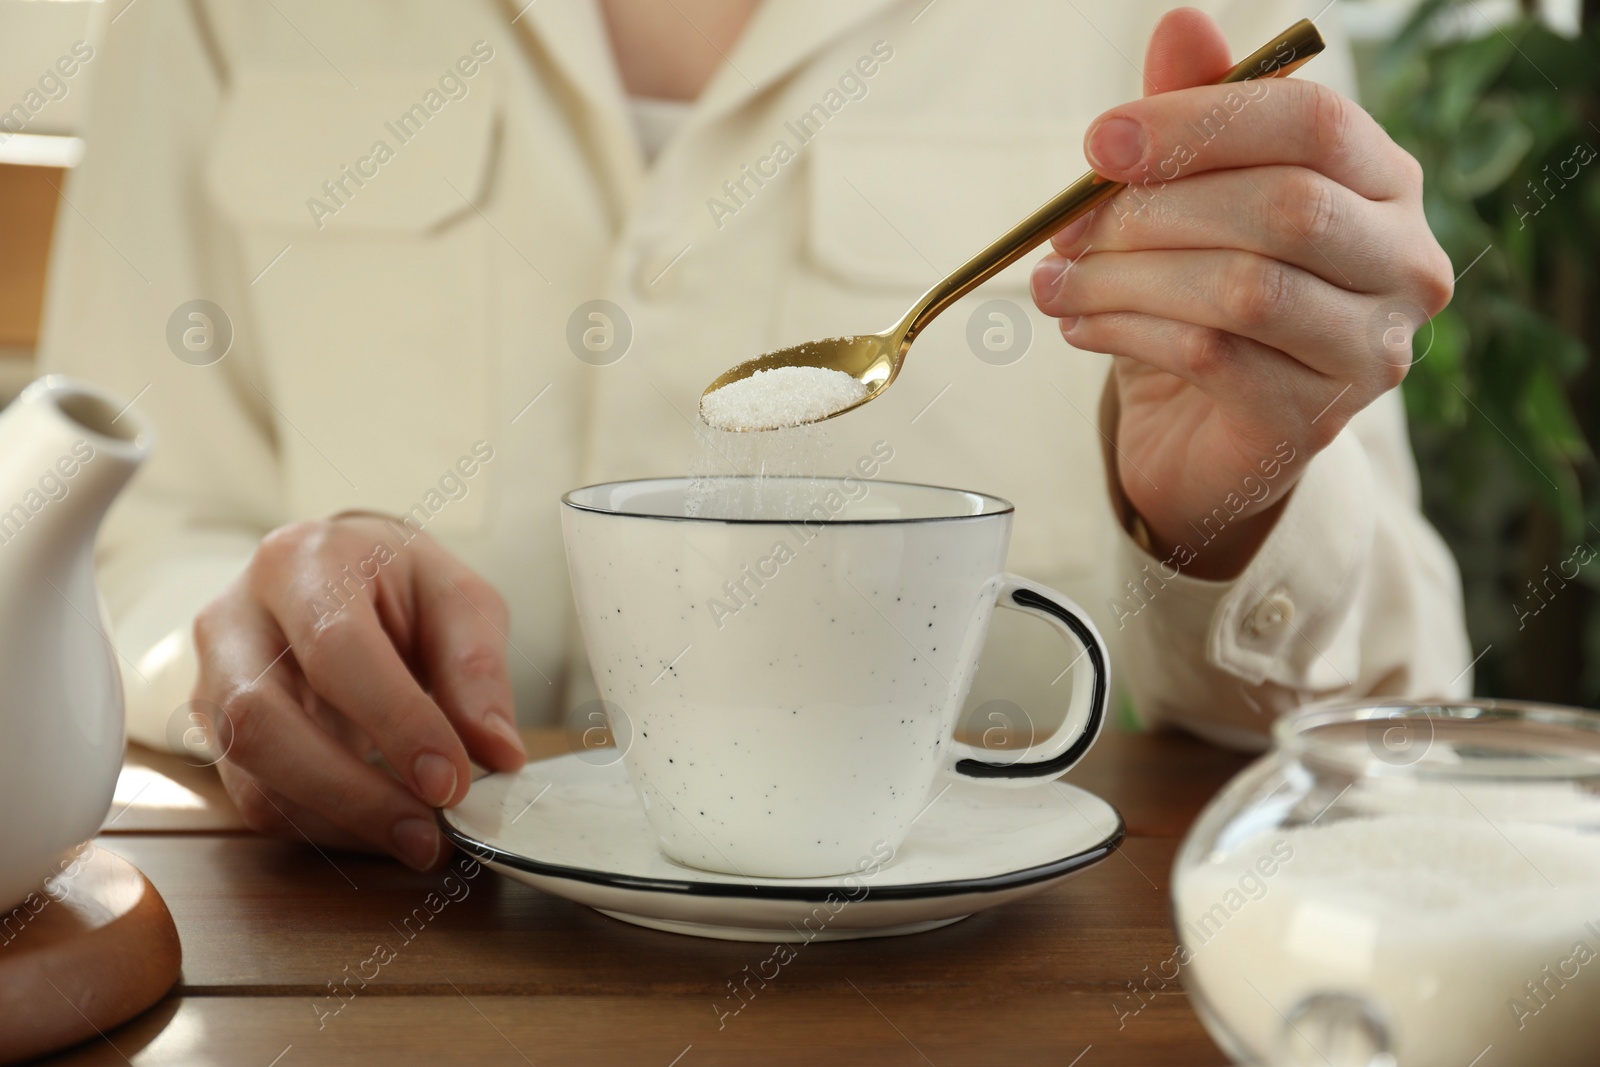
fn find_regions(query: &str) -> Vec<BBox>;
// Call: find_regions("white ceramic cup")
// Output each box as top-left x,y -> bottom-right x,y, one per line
560,476 -> 1109,878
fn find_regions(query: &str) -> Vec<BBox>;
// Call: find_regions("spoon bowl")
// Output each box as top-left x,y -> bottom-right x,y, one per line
700,18 -> 1326,430
701,333 -> 901,424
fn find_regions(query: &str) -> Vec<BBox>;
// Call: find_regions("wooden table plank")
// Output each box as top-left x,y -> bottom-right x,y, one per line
1061,728 -> 1251,837
94,835 -> 1183,996
104,724 -> 1249,838
46,991 -> 1227,1066
104,746 -> 245,834
66,723 -> 1240,1065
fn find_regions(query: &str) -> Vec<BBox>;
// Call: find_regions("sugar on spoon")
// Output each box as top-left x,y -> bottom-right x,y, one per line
700,18 -> 1326,433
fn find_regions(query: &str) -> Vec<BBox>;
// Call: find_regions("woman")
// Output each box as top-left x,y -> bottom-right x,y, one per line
39,0 -> 1465,869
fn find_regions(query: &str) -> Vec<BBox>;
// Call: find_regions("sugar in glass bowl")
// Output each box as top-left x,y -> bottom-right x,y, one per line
1172,700 -> 1600,1067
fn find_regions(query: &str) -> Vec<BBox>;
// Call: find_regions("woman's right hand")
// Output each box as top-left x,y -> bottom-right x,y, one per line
192,515 -> 527,870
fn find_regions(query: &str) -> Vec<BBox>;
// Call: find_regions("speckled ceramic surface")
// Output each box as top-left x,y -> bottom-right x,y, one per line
559,477 -> 1110,879
439,753 -> 1124,941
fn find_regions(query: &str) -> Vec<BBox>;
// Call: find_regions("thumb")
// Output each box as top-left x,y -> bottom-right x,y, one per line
1142,7 -> 1233,96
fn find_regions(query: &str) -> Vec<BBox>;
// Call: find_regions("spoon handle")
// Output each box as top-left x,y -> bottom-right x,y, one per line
896,18 -> 1326,344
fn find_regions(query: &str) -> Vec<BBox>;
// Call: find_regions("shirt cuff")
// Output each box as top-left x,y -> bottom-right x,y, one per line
113,545 -> 255,753
1113,428 -> 1375,691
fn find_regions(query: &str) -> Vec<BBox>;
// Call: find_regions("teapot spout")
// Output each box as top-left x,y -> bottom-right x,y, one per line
0,376 -> 153,564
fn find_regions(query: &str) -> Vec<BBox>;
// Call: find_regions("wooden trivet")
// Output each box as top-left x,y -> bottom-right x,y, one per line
0,843 -> 181,1064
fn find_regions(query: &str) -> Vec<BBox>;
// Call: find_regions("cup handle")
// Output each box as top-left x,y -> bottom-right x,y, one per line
946,574 -> 1109,784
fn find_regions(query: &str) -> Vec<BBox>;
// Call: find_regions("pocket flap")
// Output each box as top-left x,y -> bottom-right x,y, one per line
205,69 -> 496,231
807,122 -> 1092,290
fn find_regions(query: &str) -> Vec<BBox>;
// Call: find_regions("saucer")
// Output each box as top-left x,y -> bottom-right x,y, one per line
438,754 -> 1124,941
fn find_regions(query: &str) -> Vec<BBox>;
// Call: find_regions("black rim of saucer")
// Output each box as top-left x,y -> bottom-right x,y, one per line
436,783 -> 1125,902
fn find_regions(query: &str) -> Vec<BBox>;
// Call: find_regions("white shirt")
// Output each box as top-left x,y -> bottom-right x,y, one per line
37,0 -> 1470,752
628,95 -> 692,164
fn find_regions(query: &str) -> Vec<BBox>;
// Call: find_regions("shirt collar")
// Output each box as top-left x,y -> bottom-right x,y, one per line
507,0 -> 904,194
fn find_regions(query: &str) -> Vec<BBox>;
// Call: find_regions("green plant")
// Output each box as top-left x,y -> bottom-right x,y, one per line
1375,0 -> 1599,700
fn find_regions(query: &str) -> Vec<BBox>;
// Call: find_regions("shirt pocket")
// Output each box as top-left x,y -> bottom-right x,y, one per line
204,69 -> 498,533
785,122 -> 1113,580
805,122 -> 1088,293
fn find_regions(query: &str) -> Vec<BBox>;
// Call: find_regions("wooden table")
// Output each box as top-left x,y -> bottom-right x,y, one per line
47,727 -> 1253,1065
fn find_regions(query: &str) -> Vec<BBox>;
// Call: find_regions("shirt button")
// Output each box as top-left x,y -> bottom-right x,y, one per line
1245,592 -> 1294,637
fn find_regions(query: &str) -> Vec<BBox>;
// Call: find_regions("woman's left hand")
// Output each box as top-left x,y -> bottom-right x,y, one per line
1031,8 -> 1453,578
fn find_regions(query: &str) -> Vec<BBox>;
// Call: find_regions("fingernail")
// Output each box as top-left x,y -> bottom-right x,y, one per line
1053,215 -> 1091,248
1032,256 -> 1070,303
485,714 -> 527,757
413,752 -> 458,807
1059,316 -> 1082,336
393,817 -> 441,871
1087,116 -> 1146,173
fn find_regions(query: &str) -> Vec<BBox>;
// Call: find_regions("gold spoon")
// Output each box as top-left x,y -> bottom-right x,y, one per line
701,18 -> 1326,430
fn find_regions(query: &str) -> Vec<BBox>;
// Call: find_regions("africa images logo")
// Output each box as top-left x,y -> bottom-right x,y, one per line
304,42 -> 496,230
704,41 -> 894,229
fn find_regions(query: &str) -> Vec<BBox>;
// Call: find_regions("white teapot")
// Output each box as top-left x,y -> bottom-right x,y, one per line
0,377 -> 150,910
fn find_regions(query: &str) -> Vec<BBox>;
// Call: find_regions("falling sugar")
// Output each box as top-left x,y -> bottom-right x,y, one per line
699,366 -> 867,433
684,421 -> 841,520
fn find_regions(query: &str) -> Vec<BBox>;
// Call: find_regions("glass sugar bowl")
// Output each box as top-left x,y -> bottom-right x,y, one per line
1172,700 -> 1600,1067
